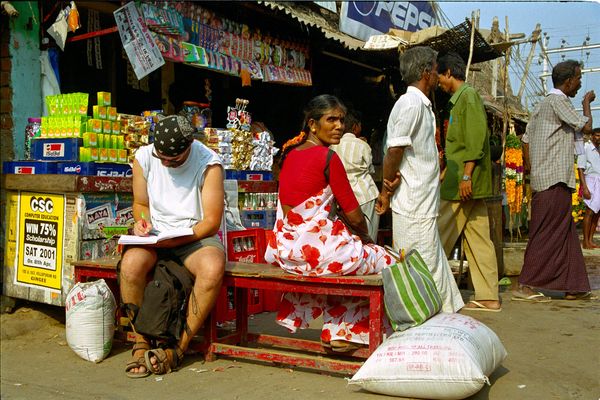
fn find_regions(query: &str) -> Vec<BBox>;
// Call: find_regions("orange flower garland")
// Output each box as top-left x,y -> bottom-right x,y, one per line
281,131 -> 306,154
504,134 -> 523,215
572,163 -> 586,223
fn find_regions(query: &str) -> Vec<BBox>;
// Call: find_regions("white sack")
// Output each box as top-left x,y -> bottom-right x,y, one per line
349,313 -> 507,400
65,279 -> 116,363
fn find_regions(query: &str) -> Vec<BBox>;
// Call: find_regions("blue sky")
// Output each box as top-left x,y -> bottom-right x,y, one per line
439,1 -> 600,124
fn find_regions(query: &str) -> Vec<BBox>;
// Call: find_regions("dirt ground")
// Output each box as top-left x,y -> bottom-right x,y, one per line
1,249 -> 600,400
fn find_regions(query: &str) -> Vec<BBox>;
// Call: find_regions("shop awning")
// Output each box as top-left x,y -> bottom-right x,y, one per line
365,20 -> 509,64
258,1 -> 365,50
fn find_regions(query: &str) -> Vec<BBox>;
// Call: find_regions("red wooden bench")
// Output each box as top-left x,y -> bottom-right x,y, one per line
210,261 -> 384,374
71,258 -> 385,374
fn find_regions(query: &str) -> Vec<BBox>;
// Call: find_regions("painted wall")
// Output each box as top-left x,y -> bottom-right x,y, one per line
9,1 -> 42,160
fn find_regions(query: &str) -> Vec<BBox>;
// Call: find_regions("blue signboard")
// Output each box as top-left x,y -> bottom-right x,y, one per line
340,1 -> 436,42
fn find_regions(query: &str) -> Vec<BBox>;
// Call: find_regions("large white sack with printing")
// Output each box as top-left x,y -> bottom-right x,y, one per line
65,279 -> 116,363
349,313 -> 507,399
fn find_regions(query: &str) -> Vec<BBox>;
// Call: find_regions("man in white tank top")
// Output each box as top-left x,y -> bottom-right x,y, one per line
120,115 -> 225,377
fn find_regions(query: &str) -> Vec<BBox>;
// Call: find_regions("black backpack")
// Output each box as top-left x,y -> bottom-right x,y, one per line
133,257 -> 194,342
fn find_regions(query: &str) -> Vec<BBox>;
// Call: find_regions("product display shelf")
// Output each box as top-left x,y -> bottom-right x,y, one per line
2,174 -> 132,307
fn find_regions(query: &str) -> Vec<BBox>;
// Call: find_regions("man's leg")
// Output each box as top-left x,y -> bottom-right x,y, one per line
119,246 -> 157,376
462,200 -> 501,310
437,200 -> 467,256
582,207 -> 594,249
178,245 -> 225,352
147,244 -> 225,371
591,212 -> 600,247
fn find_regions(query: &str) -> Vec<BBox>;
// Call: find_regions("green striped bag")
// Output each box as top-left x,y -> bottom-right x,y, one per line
382,248 -> 442,331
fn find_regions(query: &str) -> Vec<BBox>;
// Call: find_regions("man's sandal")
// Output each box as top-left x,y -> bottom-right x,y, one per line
144,346 -> 184,375
125,342 -> 152,379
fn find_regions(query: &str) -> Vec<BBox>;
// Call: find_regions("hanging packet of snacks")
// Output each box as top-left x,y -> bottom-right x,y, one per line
250,131 -> 278,171
225,99 -> 253,170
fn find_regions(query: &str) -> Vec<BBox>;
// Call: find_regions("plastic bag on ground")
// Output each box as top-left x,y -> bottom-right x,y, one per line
65,279 -> 116,363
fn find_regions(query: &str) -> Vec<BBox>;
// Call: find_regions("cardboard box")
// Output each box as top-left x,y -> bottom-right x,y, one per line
2,161 -> 58,174
30,138 -> 82,161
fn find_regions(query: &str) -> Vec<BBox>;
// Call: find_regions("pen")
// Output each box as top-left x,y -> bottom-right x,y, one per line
140,211 -> 149,234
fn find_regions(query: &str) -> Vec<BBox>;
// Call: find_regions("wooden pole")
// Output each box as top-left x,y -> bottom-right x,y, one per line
502,16 -> 511,140
465,10 -> 479,82
517,24 -> 542,100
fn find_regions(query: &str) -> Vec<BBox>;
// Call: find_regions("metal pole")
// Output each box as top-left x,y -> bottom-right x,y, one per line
541,35 -> 550,95
539,67 -> 600,78
545,43 -> 600,54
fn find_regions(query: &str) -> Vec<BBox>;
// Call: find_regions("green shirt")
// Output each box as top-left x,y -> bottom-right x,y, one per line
440,83 -> 493,200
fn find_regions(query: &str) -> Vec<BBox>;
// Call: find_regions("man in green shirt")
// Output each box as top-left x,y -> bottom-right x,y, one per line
436,52 -> 501,312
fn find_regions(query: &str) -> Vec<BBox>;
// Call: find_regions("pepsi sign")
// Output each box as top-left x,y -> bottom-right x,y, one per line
340,1 -> 436,42
63,165 -> 82,174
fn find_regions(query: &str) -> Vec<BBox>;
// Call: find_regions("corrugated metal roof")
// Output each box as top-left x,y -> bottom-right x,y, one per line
258,1 -> 365,50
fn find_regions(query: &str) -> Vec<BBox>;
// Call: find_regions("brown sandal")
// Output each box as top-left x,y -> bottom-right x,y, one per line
126,342 -> 152,378
564,292 -> 599,300
144,346 -> 183,375
329,340 -> 364,353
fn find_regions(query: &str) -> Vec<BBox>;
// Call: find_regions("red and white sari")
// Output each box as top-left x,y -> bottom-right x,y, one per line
265,186 -> 392,344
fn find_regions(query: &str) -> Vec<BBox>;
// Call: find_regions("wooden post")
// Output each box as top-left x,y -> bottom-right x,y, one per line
517,24 -> 542,100
465,10 -> 479,82
502,16 -> 511,140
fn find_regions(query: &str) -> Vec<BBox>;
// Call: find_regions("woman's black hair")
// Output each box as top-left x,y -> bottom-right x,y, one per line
300,94 -> 347,134
278,94 -> 346,166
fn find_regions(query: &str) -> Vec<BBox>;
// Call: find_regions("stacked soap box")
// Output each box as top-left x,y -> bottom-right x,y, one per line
80,92 -> 128,164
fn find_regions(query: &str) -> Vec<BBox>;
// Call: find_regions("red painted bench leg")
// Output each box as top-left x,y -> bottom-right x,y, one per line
369,289 -> 384,355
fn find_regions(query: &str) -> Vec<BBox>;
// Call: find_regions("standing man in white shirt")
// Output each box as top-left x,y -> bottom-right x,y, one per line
376,46 -> 464,313
331,109 -> 380,241
577,127 -> 600,249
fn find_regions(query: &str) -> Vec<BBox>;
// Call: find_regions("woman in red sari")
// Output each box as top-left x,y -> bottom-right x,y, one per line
265,95 -> 393,352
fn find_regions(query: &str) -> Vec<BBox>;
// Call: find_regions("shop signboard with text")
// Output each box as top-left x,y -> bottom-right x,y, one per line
16,192 -> 65,292
340,1 -> 436,42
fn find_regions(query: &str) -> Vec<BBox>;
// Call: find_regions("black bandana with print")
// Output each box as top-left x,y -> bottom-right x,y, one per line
153,115 -> 195,156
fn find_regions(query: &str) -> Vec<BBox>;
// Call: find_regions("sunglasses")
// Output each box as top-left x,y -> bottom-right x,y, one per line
151,146 -> 190,167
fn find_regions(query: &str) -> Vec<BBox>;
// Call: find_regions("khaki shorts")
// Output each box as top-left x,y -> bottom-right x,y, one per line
147,235 -> 224,263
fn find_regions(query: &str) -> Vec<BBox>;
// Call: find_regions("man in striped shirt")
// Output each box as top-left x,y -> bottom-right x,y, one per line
516,60 -> 596,301
377,46 -> 464,314
331,109 -> 380,241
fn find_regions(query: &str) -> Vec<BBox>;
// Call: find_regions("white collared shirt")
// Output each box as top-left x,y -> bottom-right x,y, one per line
386,86 -> 440,218
578,141 -> 600,178
331,133 -> 379,205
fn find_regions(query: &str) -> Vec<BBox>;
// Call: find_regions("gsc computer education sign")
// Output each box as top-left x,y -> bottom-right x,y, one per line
16,192 -> 65,291
340,1 -> 436,42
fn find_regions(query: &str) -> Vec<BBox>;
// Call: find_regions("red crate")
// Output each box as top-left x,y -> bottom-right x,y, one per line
226,228 -> 267,263
218,229 -> 268,322
215,285 -> 263,323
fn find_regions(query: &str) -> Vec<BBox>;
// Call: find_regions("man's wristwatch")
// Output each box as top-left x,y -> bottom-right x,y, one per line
462,175 -> 471,181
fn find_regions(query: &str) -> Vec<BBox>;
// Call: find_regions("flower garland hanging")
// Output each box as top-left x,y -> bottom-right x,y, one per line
572,162 -> 586,223
504,134 -> 524,215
